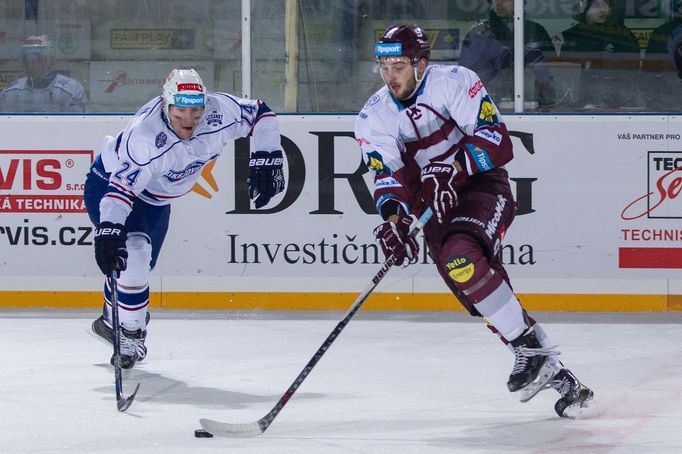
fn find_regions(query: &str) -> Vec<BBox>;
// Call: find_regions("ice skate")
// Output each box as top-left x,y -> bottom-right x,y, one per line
91,313 -> 149,369
91,312 -> 149,348
113,327 -> 147,369
507,328 -> 560,402
552,368 -> 595,418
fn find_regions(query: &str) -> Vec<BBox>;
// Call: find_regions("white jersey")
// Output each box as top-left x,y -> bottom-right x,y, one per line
0,72 -> 87,112
99,92 -> 282,224
354,64 -> 513,215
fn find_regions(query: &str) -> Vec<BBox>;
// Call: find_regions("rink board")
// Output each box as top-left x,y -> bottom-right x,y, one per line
0,114 -> 681,311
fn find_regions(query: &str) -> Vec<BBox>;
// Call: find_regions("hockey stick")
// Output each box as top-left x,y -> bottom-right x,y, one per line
109,271 -> 140,412
199,208 -> 433,437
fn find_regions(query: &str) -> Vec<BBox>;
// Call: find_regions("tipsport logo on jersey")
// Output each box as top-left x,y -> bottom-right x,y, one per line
0,150 -> 93,213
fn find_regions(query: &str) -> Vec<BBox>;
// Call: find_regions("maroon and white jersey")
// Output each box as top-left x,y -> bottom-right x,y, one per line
354,64 -> 514,216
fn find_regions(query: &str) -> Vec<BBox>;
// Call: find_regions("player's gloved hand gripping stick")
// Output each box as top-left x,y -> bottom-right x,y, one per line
197,208 -> 433,438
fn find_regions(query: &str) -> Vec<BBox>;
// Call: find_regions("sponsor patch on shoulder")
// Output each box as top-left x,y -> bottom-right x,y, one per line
476,95 -> 499,128
366,150 -> 392,176
375,176 -> 401,189
364,94 -> 381,108
474,129 -> 502,145
155,131 -> 168,148
205,110 -> 223,126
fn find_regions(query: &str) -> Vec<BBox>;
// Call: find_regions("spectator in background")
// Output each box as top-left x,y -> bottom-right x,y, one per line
559,0 -> 641,109
671,29 -> 682,79
644,0 -> 682,66
0,35 -> 87,113
641,1 -> 682,110
459,0 -> 557,109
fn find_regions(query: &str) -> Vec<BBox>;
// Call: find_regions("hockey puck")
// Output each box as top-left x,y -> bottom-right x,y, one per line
194,429 -> 214,438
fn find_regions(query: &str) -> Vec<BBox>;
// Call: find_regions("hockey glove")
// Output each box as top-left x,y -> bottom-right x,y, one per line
248,150 -> 285,209
420,162 -> 458,224
373,215 -> 419,267
94,222 -> 128,275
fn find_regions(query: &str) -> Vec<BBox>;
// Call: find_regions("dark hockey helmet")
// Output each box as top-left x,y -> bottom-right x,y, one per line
375,24 -> 431,65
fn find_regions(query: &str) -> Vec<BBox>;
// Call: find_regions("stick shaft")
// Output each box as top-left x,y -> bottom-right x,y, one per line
201,208 -> 433,436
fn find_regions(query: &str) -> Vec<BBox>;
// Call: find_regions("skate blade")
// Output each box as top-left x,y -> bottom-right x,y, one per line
88,327 -> 113,348
517,361 -> 560,403
563,395 -> 598,419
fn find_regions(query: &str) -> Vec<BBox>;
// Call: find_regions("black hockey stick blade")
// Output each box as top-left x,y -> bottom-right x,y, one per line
117,382 -> 141,412
198,209 -> 433,437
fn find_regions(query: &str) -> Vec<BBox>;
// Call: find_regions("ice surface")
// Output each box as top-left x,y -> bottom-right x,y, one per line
1,309 -> 680,453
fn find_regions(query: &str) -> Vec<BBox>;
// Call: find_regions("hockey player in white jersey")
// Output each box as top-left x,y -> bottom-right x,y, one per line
85,68 -> 285,369
355,25 -> 594,418
0,35 -> 87,113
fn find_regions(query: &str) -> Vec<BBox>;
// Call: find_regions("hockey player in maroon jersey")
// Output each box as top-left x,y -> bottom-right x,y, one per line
355,24 -> 594,418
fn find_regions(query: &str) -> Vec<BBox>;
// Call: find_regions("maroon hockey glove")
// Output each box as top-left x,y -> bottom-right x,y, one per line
420,162 -> 458,224
373,215 -> 419,267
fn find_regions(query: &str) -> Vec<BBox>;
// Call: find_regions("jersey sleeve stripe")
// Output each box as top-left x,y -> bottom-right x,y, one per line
110,181 -> 136,196
103,193 -> 133,208
141,189 -> 190,200
250,112 -> 277,135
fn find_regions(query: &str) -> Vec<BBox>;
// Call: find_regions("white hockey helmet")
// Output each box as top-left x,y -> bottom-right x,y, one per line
21,35 -> 54,58
162,68 -> 206,113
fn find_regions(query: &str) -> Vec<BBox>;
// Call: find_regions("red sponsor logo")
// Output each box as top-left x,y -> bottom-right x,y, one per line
468,80 -> 483,98
99,71 -> 165,93
619,247 -> 682,269
619,152 -> 682,268
177,83 -> 203,92
0,150 -> 93,213
102,71 -> 128,93
621,152 -> 682,220
355,137 -> 371,147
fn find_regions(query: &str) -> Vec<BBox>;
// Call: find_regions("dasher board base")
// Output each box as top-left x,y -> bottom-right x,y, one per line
0,291 -> 679,311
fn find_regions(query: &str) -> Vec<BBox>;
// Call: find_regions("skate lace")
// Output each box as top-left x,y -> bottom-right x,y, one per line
554,376 -> 573,397
511,345 -> 560,375
120,335 -> 146,358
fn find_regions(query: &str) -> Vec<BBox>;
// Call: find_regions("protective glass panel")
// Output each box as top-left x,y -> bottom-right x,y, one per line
1,0 -> 681,113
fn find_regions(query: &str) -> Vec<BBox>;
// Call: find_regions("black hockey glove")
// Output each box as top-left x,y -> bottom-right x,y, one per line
373,215 -> 419,267
420,162 -> 458,224
248,150 -> 285,209
94,222 -> 128,275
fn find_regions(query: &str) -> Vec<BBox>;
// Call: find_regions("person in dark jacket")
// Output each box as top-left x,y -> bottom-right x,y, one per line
559,0 -> 641,109
459,0 -> 557,109
643,0 -> 682,68
641,1 -> 682,110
